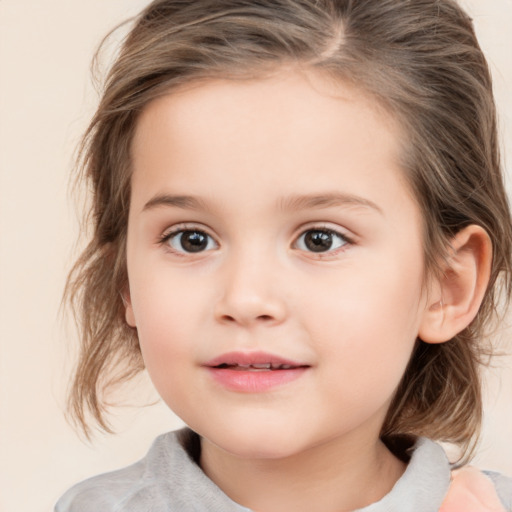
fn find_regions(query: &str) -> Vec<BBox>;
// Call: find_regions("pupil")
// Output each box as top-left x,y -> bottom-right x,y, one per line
181,231 -> 208,252
305,231 -> 332,252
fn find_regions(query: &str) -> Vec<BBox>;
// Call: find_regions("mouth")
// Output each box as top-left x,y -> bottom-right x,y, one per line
212,362 -> 301,371
204,351 -> 309,370
203,351 -> 310,392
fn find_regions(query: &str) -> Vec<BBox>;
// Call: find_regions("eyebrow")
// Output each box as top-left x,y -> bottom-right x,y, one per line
142,192 -> 383,215
143,194 -> 208,212
278,193 -> 383,215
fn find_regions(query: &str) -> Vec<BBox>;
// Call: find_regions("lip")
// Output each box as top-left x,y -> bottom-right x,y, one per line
203,351 -> 310,393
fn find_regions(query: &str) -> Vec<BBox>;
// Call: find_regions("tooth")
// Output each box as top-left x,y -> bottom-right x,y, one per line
237,364 -> 251,369
280,364 -> 292,369
251,363 -> 272,369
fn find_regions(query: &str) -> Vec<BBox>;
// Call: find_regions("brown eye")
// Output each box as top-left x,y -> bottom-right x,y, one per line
295,229 -> 347,253
167,230 -> 217,253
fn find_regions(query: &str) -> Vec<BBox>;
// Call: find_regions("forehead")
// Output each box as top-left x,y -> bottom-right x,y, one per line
133,69 -> 402,156
130,68 -> 416,219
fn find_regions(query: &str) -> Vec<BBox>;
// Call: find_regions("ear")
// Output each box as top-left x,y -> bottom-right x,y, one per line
419,225 -> 492,344
122,287 -> 137,328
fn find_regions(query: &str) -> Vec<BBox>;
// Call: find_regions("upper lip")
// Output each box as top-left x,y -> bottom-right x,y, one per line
203,351 -> 309,369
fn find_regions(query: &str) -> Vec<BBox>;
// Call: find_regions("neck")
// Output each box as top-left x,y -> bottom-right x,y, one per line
199,432 -> 406,512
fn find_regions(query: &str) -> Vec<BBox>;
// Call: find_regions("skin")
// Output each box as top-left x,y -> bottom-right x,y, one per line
124,69 -> 491,511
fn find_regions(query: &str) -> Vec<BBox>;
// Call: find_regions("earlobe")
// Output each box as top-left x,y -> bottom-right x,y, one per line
419,225 -> 492,344
122,288 -> 137,328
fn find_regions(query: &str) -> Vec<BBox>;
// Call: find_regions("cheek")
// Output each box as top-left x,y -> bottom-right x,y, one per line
306,253 -> 425,337
134,303 -> 200,416
128,271 -> 206,380
305,251 -> 425,395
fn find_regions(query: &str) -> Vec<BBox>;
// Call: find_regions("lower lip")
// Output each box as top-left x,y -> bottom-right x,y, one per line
206,367 -> 308,393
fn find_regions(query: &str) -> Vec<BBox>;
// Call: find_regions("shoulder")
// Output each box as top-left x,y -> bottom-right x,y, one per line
54,429 -> 198,512
54,460 -> 148,512
483,470 -> 512,511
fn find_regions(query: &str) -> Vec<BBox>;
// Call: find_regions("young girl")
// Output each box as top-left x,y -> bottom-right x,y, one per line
56,0 -> 512,510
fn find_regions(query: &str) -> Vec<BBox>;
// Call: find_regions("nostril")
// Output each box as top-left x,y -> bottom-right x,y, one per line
257,315 -> 273,322
214,296 -> 286,326
218,313 -> 275,325
221,314 -> 237,323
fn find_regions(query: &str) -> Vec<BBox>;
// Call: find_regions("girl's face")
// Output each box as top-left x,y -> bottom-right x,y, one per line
125,69 -> 431,460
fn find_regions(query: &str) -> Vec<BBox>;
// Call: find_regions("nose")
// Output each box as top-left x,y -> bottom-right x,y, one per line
214,250 -> 287,328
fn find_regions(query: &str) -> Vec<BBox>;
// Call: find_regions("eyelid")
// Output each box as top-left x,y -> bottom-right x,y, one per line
292,222 -> 354,241
159,222 -> 215,240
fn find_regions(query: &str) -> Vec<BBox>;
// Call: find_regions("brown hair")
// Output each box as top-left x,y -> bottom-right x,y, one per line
66,0 -> 512,460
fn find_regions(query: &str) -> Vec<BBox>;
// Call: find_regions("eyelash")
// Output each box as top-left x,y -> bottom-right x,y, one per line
158,225 -> 353,256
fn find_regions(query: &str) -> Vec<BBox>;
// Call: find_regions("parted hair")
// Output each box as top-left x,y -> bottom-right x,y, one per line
66,0 -> 512,460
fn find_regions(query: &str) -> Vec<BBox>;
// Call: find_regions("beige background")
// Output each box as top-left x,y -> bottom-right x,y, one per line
0,1 -> 511,511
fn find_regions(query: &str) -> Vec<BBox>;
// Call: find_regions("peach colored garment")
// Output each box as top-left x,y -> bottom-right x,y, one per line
440,467 -> 506,512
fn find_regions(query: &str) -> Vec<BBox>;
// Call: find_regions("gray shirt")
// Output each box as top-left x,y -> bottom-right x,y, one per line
55,429 -> 512,511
